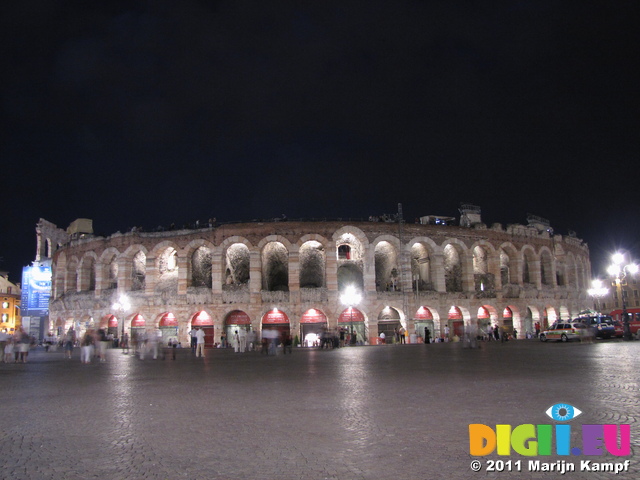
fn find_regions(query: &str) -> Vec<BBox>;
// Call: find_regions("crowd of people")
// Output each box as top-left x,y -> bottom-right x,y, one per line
0,327 -> 35,363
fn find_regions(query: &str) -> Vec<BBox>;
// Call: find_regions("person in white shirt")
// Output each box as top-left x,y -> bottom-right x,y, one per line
195,327 -> 206,358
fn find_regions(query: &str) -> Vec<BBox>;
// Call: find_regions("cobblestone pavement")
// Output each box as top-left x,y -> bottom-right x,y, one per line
1,339 -> 639,480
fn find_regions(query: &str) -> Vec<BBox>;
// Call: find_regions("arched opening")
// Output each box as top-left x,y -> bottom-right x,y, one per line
224,243 -> 250,286
338,307 -> 365,345
224,310 -> 252,348
337,263 -> 364,293
132,251 -> 146,291
477,306 -> 491,335
411,243 -> 432,292
540,250 -> 554,286
503,307 -> 514,335
448,306 -> 464,338
261,309 -> 290,349
130,314 -> 146,345
104,254 -> 118,290
444,244 -> 462,293
377,306 -> 402,342
262,242 -> 289,292
191,311 -> 214,347
375,241 -> 399,292
157,247 -> 178,293
299,308 -> 328,347
300,241 -> 325,288
191,246 -> 212,288
414,306 -> 435,343
473,246 -> 495,296
158,312 -> 178,344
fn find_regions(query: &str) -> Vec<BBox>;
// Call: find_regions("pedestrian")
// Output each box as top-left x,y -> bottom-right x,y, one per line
16,326 -> 30,363
232,330 -> 240,353
494,325 -> 500,341
399,326 -> 406,344
379,331 -> 386,344
64,327 -> 76,359
97,328 -> 109,362
0,330 -> 9,360
535,322 -> 541,338
4,336 -> 14,363
195,327 -> 206,358
512,328 -> 518,340
121,332 -> 129,354
81,329 -> 94,364
239,328 -> 247,353
188,327 -> 198,353
444,324 -> 450,340
424,327 -> 431,344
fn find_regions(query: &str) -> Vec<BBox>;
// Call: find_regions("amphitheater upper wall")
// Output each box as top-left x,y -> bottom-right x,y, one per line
52,220 -> 588,262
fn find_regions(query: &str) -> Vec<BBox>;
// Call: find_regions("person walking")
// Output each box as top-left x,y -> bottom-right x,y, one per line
64,327 -> 76,359
424,327 -> 431,344
195,327 -> 206,358
80,329 -> 95,364
188,327 -> 198,353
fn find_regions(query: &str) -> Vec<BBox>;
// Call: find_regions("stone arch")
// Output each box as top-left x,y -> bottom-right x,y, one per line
149,242 -> 180,293
441,239 -> 468,293
376,305 -> 403,341
78,252 -> 97,291
121,245 -> 148,292
408,237 -> 438,292
260,238 -> 290,292
565,252 -> 577,289
521,245 -> 538,286
100,247 -> 121,290
372,235 -> 401,292
299,239 -> 326,288
498,242 -> 519,287
65,256 -> 79,293
471,241 -> 497,295
539,247 -> 555,286
332,226 -> 369,261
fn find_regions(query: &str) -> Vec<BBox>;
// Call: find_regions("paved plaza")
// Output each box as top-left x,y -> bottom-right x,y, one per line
1,339 -> 639,480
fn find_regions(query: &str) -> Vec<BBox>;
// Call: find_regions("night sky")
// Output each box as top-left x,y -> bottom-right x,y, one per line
2,1 -> 639,284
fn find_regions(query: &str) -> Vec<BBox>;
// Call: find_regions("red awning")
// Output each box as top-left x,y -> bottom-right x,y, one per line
300,309 -> 327,324
159,312 -> 178,327
262,310 -> 290,324
338,308 -> 364,323
192,310 -> 213,326
226,310 -> 251,325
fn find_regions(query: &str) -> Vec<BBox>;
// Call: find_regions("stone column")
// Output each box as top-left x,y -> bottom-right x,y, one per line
177,255 -> 188,295
431,253 -> 446,293
211,248 -> 223,296
461,252 -> 475,293
363,247 -> 376,295
145,257 -> 157,296
288,247 -> 300,304
249,249 -> 262,303
488,253 -> 501,292
117,256 -> 132,293
94,263 -> 106,295
399,247 -> 412,292
530,260 -> 542,290
326,251 -> 338,293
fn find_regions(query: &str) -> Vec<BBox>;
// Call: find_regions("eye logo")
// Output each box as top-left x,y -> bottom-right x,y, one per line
545,403 -> 582,422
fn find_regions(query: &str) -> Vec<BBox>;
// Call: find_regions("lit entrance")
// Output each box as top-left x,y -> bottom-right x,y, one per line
158,312 -> 178,344
338,307 -> 365,345
191,311 -> 215,347
300,308 -> 327,347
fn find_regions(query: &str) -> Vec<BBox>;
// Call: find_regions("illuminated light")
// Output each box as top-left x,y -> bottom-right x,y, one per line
628,264 -> 639,275
612,253 -> 624,265
607,264 -> 621,277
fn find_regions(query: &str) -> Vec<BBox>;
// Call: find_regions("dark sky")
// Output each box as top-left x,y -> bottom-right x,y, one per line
2,1 -> 640,283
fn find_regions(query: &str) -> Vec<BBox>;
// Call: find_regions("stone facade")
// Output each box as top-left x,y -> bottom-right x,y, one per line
48,219 -> 592,344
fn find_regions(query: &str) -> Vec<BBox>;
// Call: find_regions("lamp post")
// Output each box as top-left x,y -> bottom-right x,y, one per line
587,279 -> 608,312
340,285 -> 361,345
607,253 -> 638,341
112,295 -> 130,345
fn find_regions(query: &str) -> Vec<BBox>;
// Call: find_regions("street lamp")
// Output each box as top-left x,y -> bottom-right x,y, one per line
607,253 -> 638,341
340,285 -> 361,345
112,295 -> 130,344
587,279 -> 608,312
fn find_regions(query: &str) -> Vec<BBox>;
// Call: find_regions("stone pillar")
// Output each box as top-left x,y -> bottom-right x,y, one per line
211,248 -> 223,295
514,258 -> 524,287
288,247 -> 300,304
249,249 -> 262,302
488,253 -> 501,292
431,253 -> 446,293
118,256 -> 132,293
177,255 -> 188,295
326,251 -> 338,293
145,257 -> 157,296
530,260 -> 542,290
363,247 -> 376,295
461,252 -> 475,293
95,263 -> 106,295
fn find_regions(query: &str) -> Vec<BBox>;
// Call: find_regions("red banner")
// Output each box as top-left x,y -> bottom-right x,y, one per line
262,309 -> 289,324
448,306 -> 463,320
192,310 -> 213,326
226,310 -> 251,325
131,314 -> 145,327
338,308 -> 364,323
414,306 -> 433,320
477,307 -> 490,319
159,312 -> 178,327
300,309 -> 327,324
106,315 -> 118,328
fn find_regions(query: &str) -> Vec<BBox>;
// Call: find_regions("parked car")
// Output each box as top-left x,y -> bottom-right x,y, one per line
539,322 -> 588,342
573,315 -> 615,339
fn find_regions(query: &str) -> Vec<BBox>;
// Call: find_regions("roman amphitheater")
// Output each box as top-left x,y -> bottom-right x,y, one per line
46,208 -> 592,346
